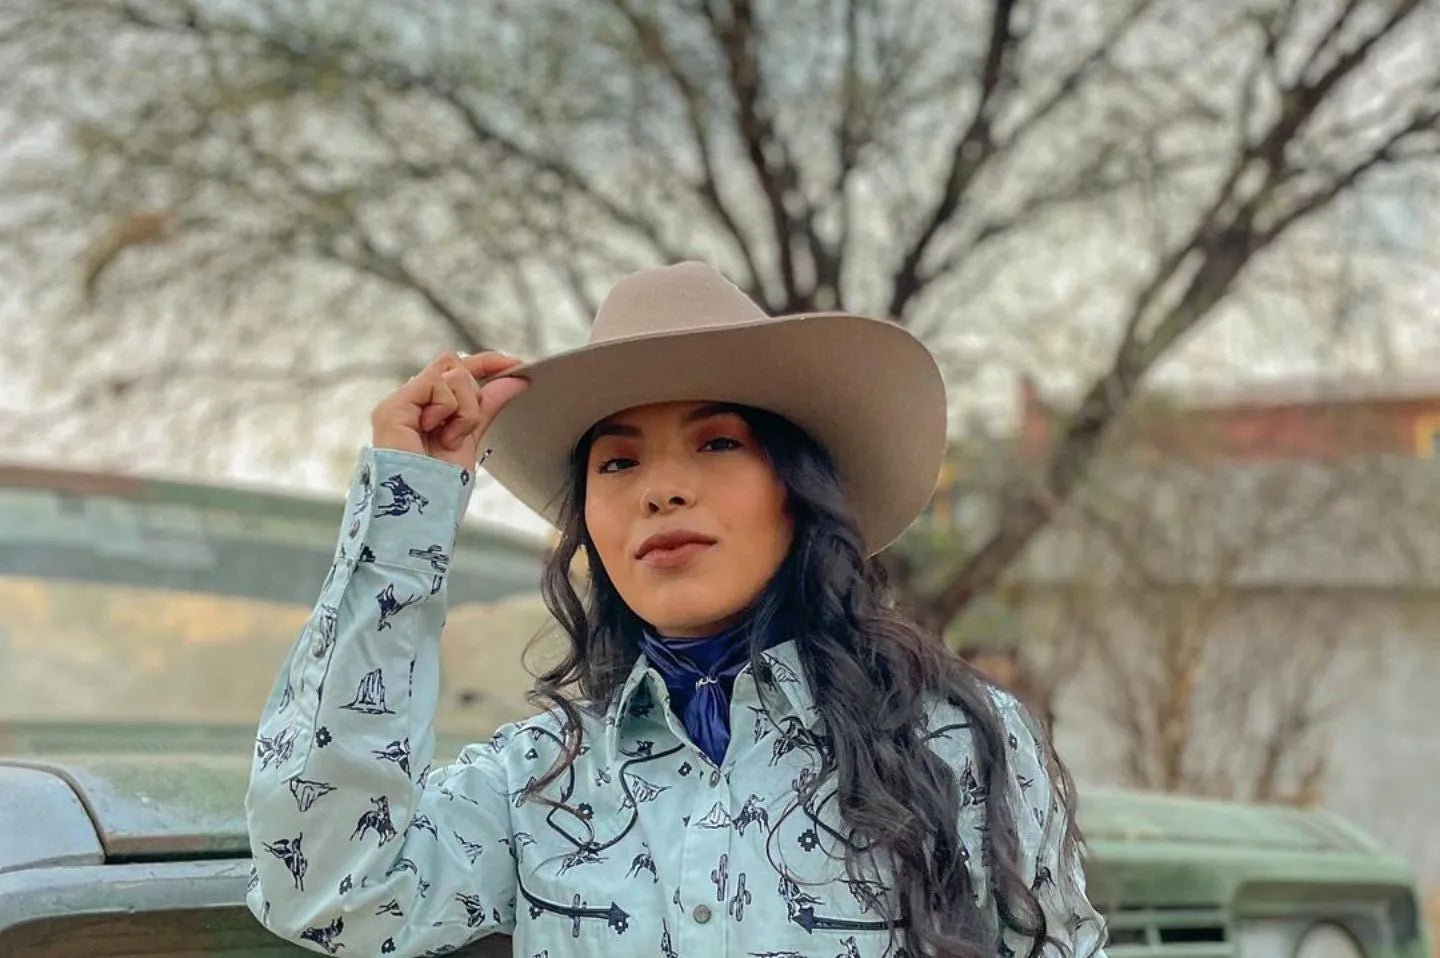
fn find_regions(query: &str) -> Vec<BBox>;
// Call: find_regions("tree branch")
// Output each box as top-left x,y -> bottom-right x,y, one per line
703,0 -> 815,309
608,0 -> 764,296
215,108 -> 492,351
1264,0 -> 1426,170
341,231 -> 487,353
5,359 -> 418,428
816,0 -> 865,307
1257,102 -> 1440,244
921,0 -> 1430,628
1005,0 -> 1163,147
1297,0 -> 1368,88
917,143 -> 1226,288
421,80 -> 696,268
135,2 -> 695,271
886,0 -> 1016,319
888,0 -> 1166,320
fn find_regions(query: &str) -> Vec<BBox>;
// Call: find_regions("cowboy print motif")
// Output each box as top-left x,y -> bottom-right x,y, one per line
311,604 -> 339,658
264,834 -> 307,890
289,777 -> 337,813
628,845 -> 658,881
246,446 -> 1108,958
375,584 -> 424,631
372,738 -> 412,776
351,796 -> 398,846
729,872 -> 752,920
342,668 -> 394,715
256,725 -> 299,771
456,892 -> 488,927
407,544 -> 449,573
712,853 -> 730,901
300,916 -> 345,954
376,473 -> 428,517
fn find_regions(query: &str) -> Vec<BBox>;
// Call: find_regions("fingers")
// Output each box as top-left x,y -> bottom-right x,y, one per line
399,351 -> 482,423
437,366 -> 482,449
437,368 -> 531,450
373,350 -> 528,462
396,352 -> 460,408
461,351 -> 525,381
391,350 -> 528,457
417,377 -> 459,433
425,351 -> 462,374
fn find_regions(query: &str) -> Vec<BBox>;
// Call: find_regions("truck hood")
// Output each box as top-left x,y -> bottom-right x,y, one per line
0,721 -> 495,861
1079,784 -> 1385,855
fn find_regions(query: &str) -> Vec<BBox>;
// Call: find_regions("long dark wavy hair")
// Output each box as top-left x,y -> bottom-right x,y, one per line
524,402 -> 1085,958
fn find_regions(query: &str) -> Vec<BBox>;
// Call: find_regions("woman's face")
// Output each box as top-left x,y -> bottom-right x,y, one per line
583,401 -> 794,638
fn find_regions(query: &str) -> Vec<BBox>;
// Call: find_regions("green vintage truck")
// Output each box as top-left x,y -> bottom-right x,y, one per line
0,463 -> 1431,958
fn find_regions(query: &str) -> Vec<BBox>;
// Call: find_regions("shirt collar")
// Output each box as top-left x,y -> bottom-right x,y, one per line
603,638 -> 818,753
747,639 -> 817,721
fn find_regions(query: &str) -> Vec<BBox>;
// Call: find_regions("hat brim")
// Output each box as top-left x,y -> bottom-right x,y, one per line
480,312 -> 947,556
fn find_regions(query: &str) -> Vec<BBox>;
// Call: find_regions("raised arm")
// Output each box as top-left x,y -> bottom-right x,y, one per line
245,445 -> 524,957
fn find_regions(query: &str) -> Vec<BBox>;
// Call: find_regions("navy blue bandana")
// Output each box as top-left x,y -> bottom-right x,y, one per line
637,621 -> 760,767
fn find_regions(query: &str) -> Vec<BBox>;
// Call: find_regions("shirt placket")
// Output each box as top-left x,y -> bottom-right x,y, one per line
638,670 -> 735,953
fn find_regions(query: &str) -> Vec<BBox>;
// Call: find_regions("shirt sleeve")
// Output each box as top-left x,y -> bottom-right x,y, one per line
244,445 -> 520,958
1002,702 -> 1109,958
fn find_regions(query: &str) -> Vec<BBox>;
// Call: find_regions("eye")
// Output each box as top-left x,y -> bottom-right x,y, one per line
596,456 -> 637,474
702,436 -> 742,452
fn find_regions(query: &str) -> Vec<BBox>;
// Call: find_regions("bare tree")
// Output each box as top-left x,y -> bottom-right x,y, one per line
976,412 -> 1430,802
1075,464 -> 1338,801
1,0 -> 1437,628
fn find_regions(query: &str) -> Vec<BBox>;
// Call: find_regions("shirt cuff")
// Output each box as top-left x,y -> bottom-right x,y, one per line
338,445 -> 477,571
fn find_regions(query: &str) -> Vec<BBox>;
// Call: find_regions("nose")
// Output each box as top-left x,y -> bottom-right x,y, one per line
641,459 -> 696,515
644,486 -> 692,515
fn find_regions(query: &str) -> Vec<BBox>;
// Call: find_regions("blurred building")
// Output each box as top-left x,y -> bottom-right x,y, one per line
1018,374 -> 1440,463
924,374 -> 1440,896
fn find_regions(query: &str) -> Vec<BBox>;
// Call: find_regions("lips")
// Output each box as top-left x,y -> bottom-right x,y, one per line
635,529 -> 717,560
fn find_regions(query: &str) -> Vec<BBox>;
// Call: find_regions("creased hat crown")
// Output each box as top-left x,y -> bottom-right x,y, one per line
589,262 -> 768,343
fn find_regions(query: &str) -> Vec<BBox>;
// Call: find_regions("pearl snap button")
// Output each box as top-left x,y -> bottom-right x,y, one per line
692,904 -> 712,924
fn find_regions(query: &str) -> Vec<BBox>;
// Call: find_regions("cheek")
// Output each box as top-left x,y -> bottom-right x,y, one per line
721,474 -> 792,567
583,493 -> 629,575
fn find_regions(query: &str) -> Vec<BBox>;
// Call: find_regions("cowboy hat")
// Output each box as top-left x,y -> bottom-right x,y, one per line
481,261 -> 947,555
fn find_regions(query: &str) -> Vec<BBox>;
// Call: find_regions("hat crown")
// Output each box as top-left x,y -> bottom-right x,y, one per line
589,262 -> 768,344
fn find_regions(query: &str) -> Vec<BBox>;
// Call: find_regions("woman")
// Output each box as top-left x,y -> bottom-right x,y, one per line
246,262 -> 1107,958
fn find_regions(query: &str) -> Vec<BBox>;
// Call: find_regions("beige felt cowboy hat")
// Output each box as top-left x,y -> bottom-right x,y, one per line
481,261 -> 947,555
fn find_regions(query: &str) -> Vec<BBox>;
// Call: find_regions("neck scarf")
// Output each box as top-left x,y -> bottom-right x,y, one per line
637,619 -> 760,767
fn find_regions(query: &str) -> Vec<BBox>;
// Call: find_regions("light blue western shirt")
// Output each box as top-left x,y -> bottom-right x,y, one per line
245,446 -> 1108,958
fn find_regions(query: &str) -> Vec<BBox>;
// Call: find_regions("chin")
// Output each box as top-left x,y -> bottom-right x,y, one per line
645,610 -> 736,637
638,590 -> 749,638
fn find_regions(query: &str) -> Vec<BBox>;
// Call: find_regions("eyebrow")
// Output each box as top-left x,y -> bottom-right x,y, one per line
589,403 -> 740,440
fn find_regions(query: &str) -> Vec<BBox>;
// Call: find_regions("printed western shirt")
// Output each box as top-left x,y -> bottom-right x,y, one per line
245,445 -> 1109,958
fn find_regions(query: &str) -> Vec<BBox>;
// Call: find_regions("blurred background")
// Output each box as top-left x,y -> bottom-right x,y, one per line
0,0 -> 1438,944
